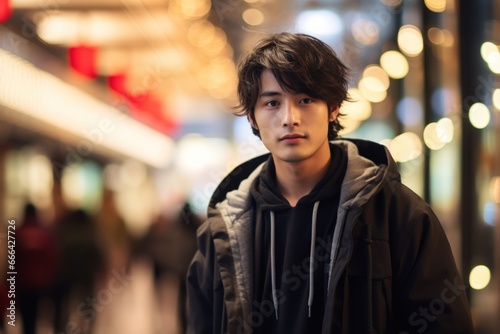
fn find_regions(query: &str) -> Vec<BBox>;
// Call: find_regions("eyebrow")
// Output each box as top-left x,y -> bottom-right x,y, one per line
258,91 -> 282,98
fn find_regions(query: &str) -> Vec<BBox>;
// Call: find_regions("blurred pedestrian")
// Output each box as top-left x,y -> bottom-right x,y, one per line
139,201 -> 199,333
17,203 -> 59,334
52,208 -> 106,334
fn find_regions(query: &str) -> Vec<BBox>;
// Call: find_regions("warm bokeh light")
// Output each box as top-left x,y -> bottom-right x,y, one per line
428,27 -> 444,45
380,50 -> 409,79
37,13 -> 80,45
197,56 -> 237,99
481,41 -> 500,73
486,52 -> 500,74
390,132 -> 423,162
203,28 -> 229,57
428,28 -> 454,47
491,176 -> 500,204
38,11 -> 176,46
188,20 -> 216,48
480,41 -> 499,63
341,88 -> 372,121
493,89 -> 500,110
469,265 -> 491,290
358,78 -> 387,103
436,117 -> 454,143
363,65 -> 390,90
358,65 -> 389,104
468,102 -> 490,129
398,25 -> 424,57
296,9 -> 343,38
173,0 -> 211,19
440,29 -> 455,47
424,0 -> 446,13
423,122 -> 445,150
352,19 -> 380,45
175,134 -> 231,176
338,117 -> 361,135
243,8 -> 264,26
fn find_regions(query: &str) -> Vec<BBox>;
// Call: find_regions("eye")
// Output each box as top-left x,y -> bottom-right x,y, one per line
300,97 -> 314,104
265,100 -> 280,107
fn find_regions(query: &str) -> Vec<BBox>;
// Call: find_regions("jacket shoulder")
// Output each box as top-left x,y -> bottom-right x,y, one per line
209,153 -> 270,208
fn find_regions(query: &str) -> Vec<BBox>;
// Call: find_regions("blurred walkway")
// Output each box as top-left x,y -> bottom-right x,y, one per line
3,259 -> 181,334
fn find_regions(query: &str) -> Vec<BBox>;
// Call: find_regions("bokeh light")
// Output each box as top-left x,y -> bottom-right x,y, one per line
493,89 -> 500,110
487,52 -> 500,74
468,102 -> 490,129
296,9 -> 343,39
358,78 -> 387,103
480,41 -> 499,63
396,97 -> 423,126
490,176 -> 500,204
424,0 -> 446,13
341,87 -> 372,121
363,65 -> 390,90
469,265 -> 491,290
483,201 -> 497,226
423,122 -> 445,150
380,50 -> 409,79
435,117 -> 454,143
243,8 -> 264,26
389,132 -> 423,162
352,19 -> 380,45
398,25 -> 424,57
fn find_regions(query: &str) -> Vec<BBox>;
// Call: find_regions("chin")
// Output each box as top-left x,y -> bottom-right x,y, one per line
274,152 -> 310,163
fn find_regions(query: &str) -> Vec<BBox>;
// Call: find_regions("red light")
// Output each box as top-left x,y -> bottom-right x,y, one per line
107,73 -> 178,136
68,45 -> 98,79
0,0 -> 12,23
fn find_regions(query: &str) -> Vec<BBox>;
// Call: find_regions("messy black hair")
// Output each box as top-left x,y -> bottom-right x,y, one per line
236,32 -> 350,139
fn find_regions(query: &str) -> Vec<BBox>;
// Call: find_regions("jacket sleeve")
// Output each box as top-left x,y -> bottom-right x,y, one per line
391,197 -> 474,333
186,221 -> 224,334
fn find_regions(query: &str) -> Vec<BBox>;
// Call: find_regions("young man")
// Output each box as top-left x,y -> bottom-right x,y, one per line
186,32 -> 474,333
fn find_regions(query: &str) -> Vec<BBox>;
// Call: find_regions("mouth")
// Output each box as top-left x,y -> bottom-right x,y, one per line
279,133 -> 305,142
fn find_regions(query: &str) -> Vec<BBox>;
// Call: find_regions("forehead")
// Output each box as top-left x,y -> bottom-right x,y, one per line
258,69 -> 283,94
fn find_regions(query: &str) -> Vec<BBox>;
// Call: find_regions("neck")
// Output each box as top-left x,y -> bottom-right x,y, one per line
274,143 -> 331,207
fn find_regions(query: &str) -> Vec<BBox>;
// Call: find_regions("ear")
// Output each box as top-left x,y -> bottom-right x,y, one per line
329,106 -> 340,122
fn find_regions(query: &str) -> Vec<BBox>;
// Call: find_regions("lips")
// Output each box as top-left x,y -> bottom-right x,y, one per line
280,133 -> 304,140
279,133 -> 305,141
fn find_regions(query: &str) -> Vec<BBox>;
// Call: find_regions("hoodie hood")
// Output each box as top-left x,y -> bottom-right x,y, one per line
209,139 -> 398,212
250,143 -> 347,212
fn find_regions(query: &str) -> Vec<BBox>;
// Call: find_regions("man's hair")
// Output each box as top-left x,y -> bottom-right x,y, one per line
235,32 -> 350,140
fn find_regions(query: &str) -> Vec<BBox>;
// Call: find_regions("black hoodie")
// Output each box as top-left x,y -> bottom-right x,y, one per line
251,144 -> 347,333
186,139 -> 474,334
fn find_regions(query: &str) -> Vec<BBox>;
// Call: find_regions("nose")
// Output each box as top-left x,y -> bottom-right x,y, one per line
282,101 -> 300,127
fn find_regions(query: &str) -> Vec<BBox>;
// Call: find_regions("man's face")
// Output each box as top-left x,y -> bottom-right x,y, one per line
251,69 -> 338,164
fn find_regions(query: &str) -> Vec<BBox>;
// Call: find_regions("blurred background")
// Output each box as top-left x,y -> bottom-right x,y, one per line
0,0 -> 498,333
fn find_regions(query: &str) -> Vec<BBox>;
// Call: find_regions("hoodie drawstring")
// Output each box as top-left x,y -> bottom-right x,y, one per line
308,201 -> 320,317
270,211 -> 279,320
269,201 -> 321,320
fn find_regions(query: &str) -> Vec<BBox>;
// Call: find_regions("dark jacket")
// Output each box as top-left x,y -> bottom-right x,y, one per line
186,139 -> 474,334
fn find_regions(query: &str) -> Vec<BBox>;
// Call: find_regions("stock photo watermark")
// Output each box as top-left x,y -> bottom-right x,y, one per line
57,268 -> 133,334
